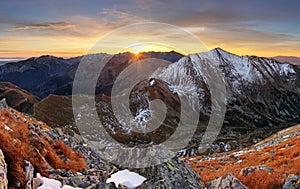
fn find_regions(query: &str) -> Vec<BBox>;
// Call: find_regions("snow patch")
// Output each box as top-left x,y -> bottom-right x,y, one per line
149,79 -> 156,86
37,173 -> 82,189
106,169 -> 146,188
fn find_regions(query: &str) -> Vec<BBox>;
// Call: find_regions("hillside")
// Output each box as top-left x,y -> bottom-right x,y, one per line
184,124 -> 300,188
0,82 -> 40,114
0,99 -> 87,188
33,95 -> 74,127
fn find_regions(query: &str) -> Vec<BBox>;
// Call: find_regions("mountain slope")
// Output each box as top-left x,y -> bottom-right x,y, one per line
0,99 -> 87,188
34,95 -> 74,127
148,48 -> 300,154
0,55 -> 72,97
273,56 -> 300,65
17,48 -> 299,157
1,48 -> 299,157
184,124 -> 300,188
0,82 -> 40,114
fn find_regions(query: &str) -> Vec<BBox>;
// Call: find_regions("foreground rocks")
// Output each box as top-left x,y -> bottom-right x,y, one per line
0,150 -> 7,189
48,127 -> 205,188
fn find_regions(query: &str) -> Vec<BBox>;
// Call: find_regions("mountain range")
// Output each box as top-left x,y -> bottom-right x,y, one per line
0,48 -> 299,156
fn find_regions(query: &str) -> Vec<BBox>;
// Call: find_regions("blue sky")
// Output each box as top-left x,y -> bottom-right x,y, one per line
0,0 -> 299,57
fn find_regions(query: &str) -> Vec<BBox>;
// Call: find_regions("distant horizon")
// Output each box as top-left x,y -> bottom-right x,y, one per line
1,47 -> 300,60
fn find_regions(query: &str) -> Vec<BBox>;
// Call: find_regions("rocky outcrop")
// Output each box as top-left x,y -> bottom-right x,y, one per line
0,150 -> 7,189
24,160 -> 42,189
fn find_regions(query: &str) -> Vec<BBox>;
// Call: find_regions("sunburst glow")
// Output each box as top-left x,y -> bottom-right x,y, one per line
133,51 -> 140,55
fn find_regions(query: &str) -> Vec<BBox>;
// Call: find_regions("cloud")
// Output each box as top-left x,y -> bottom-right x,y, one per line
9,21 -> 76,31
133,0 -> 164,10
99,8 -> 148,25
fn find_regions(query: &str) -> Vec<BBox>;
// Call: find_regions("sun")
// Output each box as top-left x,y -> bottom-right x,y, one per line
133,51 -> 140,56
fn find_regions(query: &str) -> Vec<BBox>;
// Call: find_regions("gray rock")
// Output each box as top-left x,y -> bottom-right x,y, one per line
24,160 -> 34,189
283,174 -> 300,189
139,158 -> 205,189
0,149 -> 8,189
209,173 -> 248,189
24,160 -> 42,189
240,166 -> 273,176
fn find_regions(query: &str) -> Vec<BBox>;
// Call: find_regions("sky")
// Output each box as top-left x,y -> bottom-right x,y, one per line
0,0 -> 299,58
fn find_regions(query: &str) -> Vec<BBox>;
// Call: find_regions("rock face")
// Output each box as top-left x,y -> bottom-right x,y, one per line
0,149 -> 7,189
208,174 -> 248,189
48,126 -> 205,188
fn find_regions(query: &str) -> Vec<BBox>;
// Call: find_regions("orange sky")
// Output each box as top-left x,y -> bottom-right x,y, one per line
1,1 -> 299,58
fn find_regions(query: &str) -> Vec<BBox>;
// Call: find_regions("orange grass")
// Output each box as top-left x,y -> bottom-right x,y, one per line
0,109 -> 87,188
184,134 -> 300,188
